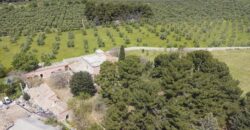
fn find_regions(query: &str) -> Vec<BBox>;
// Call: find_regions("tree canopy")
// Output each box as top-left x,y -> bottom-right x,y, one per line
96,51 -> 244,130
70,71 -> 96,96
118,45 -> 125,61
0,63 -> 6,78
85,1 -> 153,24
12,52 -> 39,72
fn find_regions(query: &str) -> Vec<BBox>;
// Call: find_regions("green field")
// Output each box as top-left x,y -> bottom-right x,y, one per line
127,49 -> 250,93
213,50 -> 250,93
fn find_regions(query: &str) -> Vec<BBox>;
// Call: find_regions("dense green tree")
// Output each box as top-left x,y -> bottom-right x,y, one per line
12,52 -> 39,72
227,110 -> 250,130
5,85 -> 16,97
196,113 -> 220,130
41,53 -> 51,66
69,71 -> 96,96
227,92 -> 250,130
96,51 -> 243,130
0,83 -> 8,93
118,45 -> 125,61
85,1 -> 153,24
118,56 -> 143,88
0,63 -> 6,78
4,78 -> 23,99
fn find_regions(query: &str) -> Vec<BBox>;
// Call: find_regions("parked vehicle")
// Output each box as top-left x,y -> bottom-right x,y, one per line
3,97 -> 12,105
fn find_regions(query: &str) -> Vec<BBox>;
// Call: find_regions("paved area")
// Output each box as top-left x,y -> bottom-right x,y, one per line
0,103 -> 30,130
9,117 -> 60,130
27,83 -> 72,121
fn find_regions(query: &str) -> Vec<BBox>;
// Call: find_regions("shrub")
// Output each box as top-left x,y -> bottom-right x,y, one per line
68,32 -> 75,39
23,92 -> 30,101
97,37 -> 105,47
137,38 -> 142,43
67,40 -> 75,48
55,35 -> 60,41
5,86 -> 16,97
160,27 -> 166,32
82,29 -> 87,35
119,32 -> 124,38
160,34 -> 167,40
124,37 -> 130,44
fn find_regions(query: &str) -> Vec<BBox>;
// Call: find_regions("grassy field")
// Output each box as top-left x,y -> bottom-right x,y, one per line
127,49 -> 250,93
212,50 -> 250,93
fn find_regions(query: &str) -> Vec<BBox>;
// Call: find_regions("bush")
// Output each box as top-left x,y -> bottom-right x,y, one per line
124,37 -> 130,44
82,29 -> 87,35
67,40 -> 75,48
68,32 -> 75,39
5,86 -> 16,97
37,37 -> 45,46
10,36 -> 18,43
160,34 -> 167,40
136,38 -> 142,43
23,92 -> 30,101
55,35 -> 61,41
97,37 -> 105,47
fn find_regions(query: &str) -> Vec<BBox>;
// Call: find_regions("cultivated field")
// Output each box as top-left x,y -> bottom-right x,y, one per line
1,0 -> 250,69
1,20 -> 250,68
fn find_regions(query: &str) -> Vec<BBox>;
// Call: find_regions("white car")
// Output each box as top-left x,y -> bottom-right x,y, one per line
3,97 -> 12,105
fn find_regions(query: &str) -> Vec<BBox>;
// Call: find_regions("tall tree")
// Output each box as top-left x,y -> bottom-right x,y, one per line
0,63 -> 6,78
119,45 -> 125,61
41,53 -> 51,66
69,71 -> 96,96
227,92 -> 250,130
12,52 -> 39,72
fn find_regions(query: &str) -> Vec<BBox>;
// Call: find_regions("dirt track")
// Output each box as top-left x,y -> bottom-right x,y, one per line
124,46 -> 250,52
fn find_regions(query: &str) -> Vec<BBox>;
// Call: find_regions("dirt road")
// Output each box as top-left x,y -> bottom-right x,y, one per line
124,46 -> 250,52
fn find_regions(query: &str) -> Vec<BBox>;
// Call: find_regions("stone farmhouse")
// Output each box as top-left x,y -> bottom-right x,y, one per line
24,49 -> 117,79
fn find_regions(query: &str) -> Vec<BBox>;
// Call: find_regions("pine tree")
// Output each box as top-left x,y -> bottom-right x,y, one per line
0,63 -> 6,78
119,45 -> 125,61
